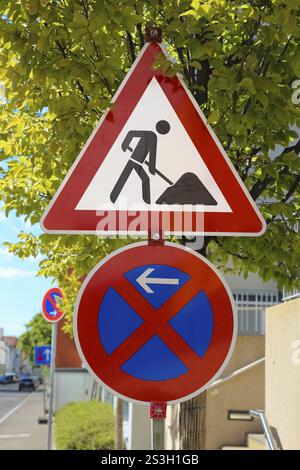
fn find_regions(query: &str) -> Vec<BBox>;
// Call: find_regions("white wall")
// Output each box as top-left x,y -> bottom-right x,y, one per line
5,347 -> 21,373
0,339 -> 7,374
224,271 -> 277,291
128,404 -> 151,450
53,368 -> 94,412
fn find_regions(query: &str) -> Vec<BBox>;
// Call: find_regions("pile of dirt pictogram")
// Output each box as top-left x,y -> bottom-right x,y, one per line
156,172 -> 217,205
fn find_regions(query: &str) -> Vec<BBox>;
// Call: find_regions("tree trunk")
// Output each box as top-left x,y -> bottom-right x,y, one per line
115,398 -> 124,450
178,236 -> 208,450
179,391 -> 207,450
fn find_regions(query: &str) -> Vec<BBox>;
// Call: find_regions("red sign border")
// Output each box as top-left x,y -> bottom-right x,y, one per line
42,287 -> 64,323
40,42 -> 266,237
74,242 -> 237,405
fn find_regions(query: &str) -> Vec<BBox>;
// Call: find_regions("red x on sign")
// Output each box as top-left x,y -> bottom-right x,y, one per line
74,242 -> 237,404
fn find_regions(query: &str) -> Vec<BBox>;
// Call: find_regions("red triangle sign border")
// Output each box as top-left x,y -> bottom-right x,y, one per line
40,42 -> 266,237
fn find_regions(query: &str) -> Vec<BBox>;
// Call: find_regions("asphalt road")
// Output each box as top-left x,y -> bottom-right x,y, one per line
0,384 -> 29,422
0,384 -> 47,450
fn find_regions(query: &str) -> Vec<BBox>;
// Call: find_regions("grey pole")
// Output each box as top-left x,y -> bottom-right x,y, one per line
150,419 -> 165,450
43,377 -> 46,416
47,322 -> 57,450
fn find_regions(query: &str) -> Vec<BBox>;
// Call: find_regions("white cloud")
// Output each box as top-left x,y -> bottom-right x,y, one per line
20,215 -> 32,229
27,253 -> 43,264
0,247 -> 13,259
0,267 -> 35,278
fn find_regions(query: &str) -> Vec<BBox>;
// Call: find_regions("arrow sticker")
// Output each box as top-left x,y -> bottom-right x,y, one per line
136,268 -> 179,294
44,349 -> 51,361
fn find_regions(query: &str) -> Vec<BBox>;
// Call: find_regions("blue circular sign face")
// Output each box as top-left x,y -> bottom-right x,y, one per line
98,264 -> 214,381
42,288 -> 64,323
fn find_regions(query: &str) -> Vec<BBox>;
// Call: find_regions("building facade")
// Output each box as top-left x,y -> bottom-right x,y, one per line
0,330 -> 21,375
0,342 -> 6,375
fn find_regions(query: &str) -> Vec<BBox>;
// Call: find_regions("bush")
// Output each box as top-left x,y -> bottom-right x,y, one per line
55,401 -> 115,450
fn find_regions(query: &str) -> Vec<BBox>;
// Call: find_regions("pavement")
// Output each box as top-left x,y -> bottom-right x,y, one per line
0,384 -> 48,450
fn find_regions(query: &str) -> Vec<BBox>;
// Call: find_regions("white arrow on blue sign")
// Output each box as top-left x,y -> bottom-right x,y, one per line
34,345 -> 52,366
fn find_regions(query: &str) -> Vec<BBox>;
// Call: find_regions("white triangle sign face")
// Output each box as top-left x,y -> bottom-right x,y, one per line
76,77 -> 231,214
41,42 -> 266,237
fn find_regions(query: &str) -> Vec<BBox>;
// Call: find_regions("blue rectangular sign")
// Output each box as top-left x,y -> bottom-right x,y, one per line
34,345 -> 51,366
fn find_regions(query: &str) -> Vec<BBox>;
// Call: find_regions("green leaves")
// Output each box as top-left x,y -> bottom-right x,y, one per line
207,109 -> 220,124
17,313 -> 52,363
240,77 -> 256,95
0,0 -> 299,336
28,0 -> 39,16
73,11 -> 88,27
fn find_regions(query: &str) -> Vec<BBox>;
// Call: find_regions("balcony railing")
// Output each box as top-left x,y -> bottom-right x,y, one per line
232,289 -> 280,335
282,288 -> 300,301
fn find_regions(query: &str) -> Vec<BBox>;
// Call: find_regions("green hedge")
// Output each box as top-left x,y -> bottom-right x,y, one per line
55,401 -> 115,450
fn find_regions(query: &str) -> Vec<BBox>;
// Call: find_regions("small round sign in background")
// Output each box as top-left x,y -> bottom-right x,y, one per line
74,242 -> 237,405
42,287 -> 64,323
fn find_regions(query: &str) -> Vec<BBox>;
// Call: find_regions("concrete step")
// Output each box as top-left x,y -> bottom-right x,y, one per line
221,446 -> 250,450
247,433 -> 266,450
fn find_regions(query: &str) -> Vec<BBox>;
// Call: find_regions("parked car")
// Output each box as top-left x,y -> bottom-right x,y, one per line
0,373 -> 18,384
18,375 -> 40,392
0,375 -> 10,385
31,375 -> 42,387
4,373 -> 17,384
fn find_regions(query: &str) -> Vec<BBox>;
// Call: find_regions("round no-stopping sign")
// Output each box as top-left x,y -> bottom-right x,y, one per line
42,287 -> 64,323
74,242 -> 237,405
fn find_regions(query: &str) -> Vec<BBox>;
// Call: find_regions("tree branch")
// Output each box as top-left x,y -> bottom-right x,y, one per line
250,139 -> 300,200
126,31 -> 136,65
282,175 -> 300,203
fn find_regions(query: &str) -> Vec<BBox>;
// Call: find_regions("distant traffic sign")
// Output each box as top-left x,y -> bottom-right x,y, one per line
42,288 -> 64,323
41,42 -> 265,237
34,345 -> 51,366
74,242 -> 237,405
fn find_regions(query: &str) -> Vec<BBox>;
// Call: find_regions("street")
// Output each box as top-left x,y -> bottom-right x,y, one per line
0,385 -> 47,450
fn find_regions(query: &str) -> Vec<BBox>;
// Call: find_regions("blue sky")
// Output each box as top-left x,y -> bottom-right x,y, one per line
0,207 -> 52,337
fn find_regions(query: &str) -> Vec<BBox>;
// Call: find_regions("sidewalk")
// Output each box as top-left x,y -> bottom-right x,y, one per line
0,389 -> 47,450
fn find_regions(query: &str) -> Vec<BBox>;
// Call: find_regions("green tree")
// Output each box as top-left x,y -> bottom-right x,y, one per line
18,313 -> 52,363
0,0 -> 300,448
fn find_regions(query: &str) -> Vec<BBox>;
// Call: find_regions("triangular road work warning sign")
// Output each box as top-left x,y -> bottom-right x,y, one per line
41,42 -> 266,237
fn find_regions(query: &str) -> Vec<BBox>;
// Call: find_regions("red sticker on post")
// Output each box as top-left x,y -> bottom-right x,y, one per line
150,401 -> 167,419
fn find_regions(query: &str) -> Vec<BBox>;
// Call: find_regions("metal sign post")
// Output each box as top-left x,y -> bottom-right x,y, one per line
47,322 -> 57,450
151,420 -> 165,450
150,401 -> 167,450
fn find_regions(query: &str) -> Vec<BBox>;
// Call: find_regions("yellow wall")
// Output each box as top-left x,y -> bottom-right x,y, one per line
266,298 -> 300,450
165,336 -> 265,450
205,336 -> 265,449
